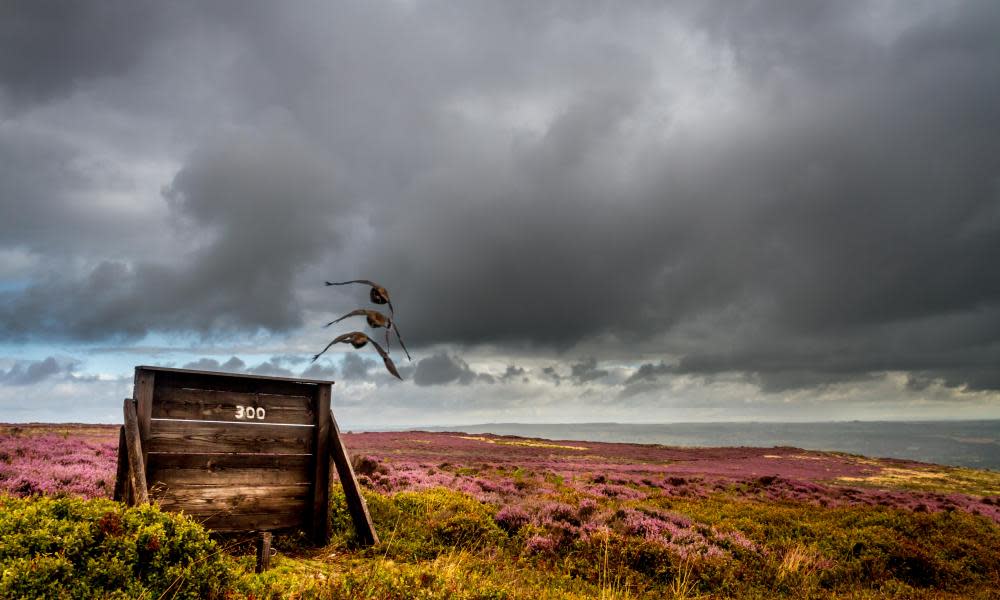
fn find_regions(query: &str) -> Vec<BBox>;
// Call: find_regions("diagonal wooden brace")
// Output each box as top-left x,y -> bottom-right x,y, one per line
328,410 -> 379,546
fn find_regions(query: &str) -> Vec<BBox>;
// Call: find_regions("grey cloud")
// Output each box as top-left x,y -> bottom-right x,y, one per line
0,357 -> 68,386
357,1 -> 1000,390
413,354 -> 476,387
339,353 -> 376,381
0,0 -> 998,400
541,367 -> 563,386
570,358 -> 609,385
181,356 -> 246,373
625,362 -> 673,385
0,3 -> 165,108
500,365 -> 528,383
246,358 -> 295,378
300,362 -> 336,381
0,126 -> 348,341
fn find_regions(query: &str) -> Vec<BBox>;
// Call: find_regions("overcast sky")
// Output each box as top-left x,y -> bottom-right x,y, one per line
1,1 -> 998,427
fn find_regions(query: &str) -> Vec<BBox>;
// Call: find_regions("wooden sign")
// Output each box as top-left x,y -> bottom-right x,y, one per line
113,366 -> 377,547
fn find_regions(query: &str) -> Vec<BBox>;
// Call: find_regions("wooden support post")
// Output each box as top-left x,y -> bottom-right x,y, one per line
255,532 -> 273,573
310,385 -> 332,545
133,369 -> 155,486
123,398 -> 149,505
328,410 -> 379,546
113,426 -> 128,502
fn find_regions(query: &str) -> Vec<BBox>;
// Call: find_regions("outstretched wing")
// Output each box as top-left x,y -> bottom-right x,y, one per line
325,279 -> 377,287
312,332 -> 354,362
368,338 -> 402,380
391,321 -> 411,361
324,308 -> 369,328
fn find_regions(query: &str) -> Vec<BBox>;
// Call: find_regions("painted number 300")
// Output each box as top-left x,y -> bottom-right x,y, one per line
235,405 -> 266,420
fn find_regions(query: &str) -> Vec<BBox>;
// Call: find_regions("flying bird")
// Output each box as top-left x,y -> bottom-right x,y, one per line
325,279 -> 394,315
324,309 -> 411,361
312,331 -> 402,380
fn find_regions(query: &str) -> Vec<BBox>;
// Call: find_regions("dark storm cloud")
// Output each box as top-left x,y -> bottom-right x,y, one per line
0,2 -> 165,108
0,127 -> 348,340
0,0 -> 998,397
357,1 -> 1000,390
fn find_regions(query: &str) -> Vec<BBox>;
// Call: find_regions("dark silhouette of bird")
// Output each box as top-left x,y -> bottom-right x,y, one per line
312,331 -> 402,380
324,309 -> 411,361
325,280 -> 394,316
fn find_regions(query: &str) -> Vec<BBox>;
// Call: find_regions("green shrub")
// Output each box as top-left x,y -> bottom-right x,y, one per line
329,487 -> 506,560
0,495 -> 237,599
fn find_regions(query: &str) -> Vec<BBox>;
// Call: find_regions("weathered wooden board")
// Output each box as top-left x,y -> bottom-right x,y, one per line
147,453 -> 312,486
146,420 -> 314,455
153,369 -> 317,398
153,484 -> 311,512
151,387 -> 314,425
196,511 -> 307,532
153,486 -> 311,531
117,366 -> 376,546
310,386 -> 332,544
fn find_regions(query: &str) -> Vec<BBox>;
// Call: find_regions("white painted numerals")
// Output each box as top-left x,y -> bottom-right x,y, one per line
235,405 -> 266,420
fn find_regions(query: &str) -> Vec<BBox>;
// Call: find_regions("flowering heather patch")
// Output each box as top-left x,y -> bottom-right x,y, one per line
341,430 -> 1000,523
3,423 -> 1000,597
0,429 -> 117,498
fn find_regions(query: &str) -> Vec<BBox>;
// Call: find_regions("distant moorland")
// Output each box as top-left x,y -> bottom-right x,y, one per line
1,423 -> 998,598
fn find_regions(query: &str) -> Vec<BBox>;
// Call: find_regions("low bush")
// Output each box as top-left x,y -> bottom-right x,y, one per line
0,495 -> 238,599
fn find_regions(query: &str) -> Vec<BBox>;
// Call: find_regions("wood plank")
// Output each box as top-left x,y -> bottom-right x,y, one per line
153,369 -> 316,398
153,387 -> 313,424
147,453 -> 311,486
310,385 -> 332,545
137,364 -> 333,386
151,387 -> 315,425
153,484 -> 310,515
329,410 -> 379,546
192,511 -> 306,532
133,370 -> 155,478
123,398 -> 149,505
113,426 -> 128,502
146,420 -> 314,454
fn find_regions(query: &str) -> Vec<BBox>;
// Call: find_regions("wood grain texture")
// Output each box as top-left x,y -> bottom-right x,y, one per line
310,385 -> 332,544
329,410 -> 379,546
256,532 -> 273,573
133,371 -> 155,479
137,365 -> 333,386
191,511 -> 306,532
146,420 -> 314,455
151,387 -> 314,425
123,398 -> 149,505
152,484 -> 310,521
113,426 -> 128,502
147,453 -> 311,486
153,369 -> 316,398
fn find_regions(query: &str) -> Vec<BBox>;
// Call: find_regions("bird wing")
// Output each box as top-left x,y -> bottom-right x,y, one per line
323,308 -> 369,328
368,338 -> 402,380
325,279 -> 377,287
312,332 -> 354,362
391,321 -> 411,361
